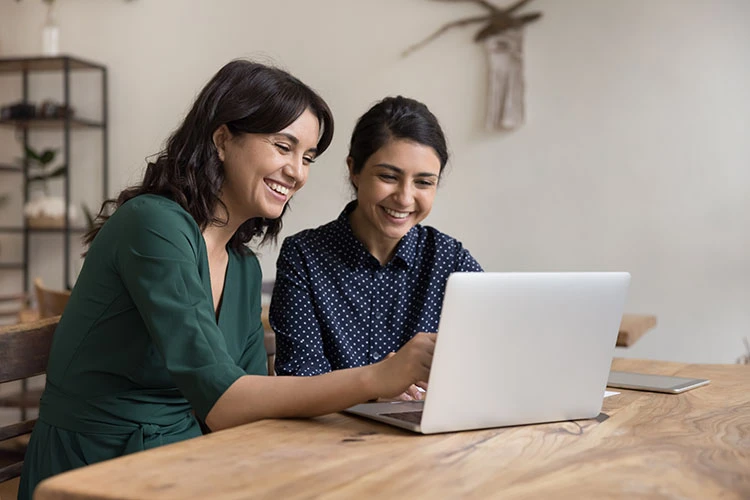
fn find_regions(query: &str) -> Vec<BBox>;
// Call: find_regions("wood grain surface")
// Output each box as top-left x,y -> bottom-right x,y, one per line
35,359 -> 750,500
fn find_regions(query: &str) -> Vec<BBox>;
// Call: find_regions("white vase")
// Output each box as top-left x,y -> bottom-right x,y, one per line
42,2 -> 60,56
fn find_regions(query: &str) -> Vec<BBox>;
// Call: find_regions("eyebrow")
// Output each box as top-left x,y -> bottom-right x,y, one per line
275,132 -> 318,155
374,163 -> 438,178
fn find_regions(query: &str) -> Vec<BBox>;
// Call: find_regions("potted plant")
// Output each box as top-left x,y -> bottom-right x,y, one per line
21,145 -> 78,228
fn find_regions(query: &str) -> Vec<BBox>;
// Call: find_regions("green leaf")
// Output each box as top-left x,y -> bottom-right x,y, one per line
22,146 -> 58,167
24,145 -> 42,163
39,149 -> 57,165
28,165 -> 67,182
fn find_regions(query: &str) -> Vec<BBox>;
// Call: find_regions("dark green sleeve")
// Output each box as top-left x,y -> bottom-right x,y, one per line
114,197 -> 246,421
237,254 -> 268,376
238,322 -> 268,375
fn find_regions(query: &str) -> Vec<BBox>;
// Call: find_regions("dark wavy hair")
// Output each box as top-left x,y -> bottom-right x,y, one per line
348,96 -> 448,186
84,59 -> 334,253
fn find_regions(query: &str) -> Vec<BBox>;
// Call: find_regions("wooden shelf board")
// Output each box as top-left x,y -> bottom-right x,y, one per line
0,55 -> 105,73
0,118 -> 104,129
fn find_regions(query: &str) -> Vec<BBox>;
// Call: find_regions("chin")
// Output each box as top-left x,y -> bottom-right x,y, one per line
382,228 -> 411,241
262,212 -> 284,221
258,204 -> 286,221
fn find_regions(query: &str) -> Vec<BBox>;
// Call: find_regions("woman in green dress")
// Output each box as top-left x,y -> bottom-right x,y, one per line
18,60 -> 436,499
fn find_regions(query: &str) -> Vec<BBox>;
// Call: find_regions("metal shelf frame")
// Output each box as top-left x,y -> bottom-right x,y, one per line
0,55 -> 108,291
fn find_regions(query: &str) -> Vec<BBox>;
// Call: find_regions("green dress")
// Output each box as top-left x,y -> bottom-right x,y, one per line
19,194 -> 267,499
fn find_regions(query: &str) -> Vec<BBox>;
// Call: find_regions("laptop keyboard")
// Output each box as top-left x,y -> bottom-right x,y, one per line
379,410 -> 423,424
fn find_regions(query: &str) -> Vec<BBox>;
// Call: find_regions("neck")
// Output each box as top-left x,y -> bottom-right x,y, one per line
203,201 -> 244,256
349,207 -> 399,266
202,224 -> 234,258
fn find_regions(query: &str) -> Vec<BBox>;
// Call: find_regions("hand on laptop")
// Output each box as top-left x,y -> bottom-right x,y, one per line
372,332 -> 435,400
378,350 -> 429,401
405,381 -> 429,400
383,348 -> 431,401
379,381 -> 428,402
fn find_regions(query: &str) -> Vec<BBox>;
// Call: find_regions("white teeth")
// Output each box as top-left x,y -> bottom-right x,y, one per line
384,207 -> 409,219
266,181 -> 289,196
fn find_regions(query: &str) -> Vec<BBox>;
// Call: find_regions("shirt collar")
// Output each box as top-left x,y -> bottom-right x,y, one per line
336,201 -> 417,269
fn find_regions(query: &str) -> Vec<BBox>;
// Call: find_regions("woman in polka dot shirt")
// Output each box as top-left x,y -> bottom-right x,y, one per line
271,96 -> 483,399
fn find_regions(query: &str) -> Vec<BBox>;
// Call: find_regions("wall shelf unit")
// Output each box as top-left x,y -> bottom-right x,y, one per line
0,55 -> 108,298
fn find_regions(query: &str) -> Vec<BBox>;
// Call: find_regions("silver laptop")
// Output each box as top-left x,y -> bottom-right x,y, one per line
345,272 -> 631,434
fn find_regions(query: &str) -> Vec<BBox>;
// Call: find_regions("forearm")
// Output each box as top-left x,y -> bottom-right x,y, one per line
205,366 -> 379,431
206,331 -> 436,431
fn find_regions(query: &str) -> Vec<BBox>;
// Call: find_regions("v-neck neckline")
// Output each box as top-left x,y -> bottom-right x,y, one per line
211,248 -> 232,327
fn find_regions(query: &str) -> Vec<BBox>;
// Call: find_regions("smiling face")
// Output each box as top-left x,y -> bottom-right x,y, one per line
348,138 -> 441,262
214,108 -> 320,224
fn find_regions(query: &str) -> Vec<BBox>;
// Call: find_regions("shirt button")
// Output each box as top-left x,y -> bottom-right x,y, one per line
372,352 -> 381,360
375,312 -> 383,320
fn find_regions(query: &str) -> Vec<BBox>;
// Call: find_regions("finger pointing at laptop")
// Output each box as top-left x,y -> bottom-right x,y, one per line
379,338 -> 434,401
372,333 -> 436,401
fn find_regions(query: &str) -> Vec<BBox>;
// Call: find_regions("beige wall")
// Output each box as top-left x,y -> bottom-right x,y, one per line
1,0 -> 748,363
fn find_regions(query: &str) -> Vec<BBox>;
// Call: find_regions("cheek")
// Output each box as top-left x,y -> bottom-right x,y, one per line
371,182 -> 396,201
356,181 -> 378,203
417,191 -> 436,211
296,170 -> 309,190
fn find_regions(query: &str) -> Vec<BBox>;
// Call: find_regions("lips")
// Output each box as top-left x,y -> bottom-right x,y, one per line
265,180 -> 290,196
382,206 -> 410,219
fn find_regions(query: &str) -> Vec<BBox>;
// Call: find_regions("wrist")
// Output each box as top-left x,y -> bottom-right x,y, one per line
360,362 -> 382,401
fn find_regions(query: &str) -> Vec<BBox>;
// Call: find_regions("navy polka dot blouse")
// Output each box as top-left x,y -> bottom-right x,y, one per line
270,202 -> 483,376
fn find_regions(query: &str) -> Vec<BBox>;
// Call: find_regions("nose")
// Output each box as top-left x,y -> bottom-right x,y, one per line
393,180 -> 415,207
282,155 -> 307,185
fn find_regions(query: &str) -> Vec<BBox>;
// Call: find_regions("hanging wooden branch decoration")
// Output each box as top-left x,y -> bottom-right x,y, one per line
403,0 -> 542,131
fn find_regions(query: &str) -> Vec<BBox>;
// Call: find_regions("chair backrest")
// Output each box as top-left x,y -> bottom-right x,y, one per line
261,306 -> 275,376
0,292 -> 31,324
33,278 -> 70,319
0,316 -> 59,483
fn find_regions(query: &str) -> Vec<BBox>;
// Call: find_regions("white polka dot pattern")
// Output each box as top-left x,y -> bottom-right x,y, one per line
270,202 -> 482,376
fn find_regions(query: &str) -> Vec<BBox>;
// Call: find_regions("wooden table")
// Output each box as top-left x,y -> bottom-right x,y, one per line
35,358 -> 750,500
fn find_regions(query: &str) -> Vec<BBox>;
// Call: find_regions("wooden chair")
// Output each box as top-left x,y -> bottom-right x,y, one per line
33,278 -> 71,319
261,306 -> 275,376
260,281 -> 276,376
617,314 -> 658,347
0,316 -> 59,484
0,280 -> 69,423
0,292 -> 32,324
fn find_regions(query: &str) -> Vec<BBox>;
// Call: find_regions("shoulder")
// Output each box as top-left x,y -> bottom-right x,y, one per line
276,218 -> 349,274
415,225 -> 482,271
281,218 -> 340,252
416,224 -> 468,252
106,195 -> 203,256
113,194 -> 198,231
